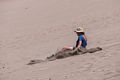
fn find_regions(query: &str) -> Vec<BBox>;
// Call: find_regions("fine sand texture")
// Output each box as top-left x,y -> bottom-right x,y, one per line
0,0 -> 120,80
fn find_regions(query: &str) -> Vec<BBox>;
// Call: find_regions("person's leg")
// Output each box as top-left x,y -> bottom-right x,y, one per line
62,46 -> 73,50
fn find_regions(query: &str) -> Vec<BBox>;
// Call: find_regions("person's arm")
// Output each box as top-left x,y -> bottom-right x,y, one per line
76,35 -> 83,48
72,41 -> 82,53
84,34 -> 87,41
77,41 -> 82,48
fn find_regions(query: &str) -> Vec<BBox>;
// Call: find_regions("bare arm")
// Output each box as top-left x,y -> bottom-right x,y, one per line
84,34 -> 87,41
77,41 -> 82,48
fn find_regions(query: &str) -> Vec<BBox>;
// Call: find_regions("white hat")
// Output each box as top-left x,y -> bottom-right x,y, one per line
74,27 -> 84,33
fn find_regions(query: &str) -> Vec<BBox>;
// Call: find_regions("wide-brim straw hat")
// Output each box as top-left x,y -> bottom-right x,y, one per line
74,27 -> 84,33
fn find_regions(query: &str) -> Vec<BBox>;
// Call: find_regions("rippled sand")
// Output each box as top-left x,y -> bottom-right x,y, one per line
0,0 -> 120,80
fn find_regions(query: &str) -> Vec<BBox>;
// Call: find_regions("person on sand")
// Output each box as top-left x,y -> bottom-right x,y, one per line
63,27 -> 87,51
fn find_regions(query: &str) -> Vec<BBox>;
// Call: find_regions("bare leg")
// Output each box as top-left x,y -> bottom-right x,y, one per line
62,46 -> 73,51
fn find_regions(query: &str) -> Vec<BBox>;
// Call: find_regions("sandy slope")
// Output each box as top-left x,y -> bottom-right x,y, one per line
0,0 -> 120,80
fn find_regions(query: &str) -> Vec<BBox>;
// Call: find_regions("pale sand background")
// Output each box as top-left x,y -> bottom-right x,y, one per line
0,0 -> 120,80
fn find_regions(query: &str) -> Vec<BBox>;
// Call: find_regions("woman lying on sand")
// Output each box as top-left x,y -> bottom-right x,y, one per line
63,27 -> 87,50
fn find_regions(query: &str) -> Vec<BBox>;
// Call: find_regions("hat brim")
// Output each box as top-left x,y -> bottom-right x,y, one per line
74,30 -> 84,33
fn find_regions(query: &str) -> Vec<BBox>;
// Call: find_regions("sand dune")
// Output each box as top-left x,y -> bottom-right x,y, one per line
0,0 -> 120,80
